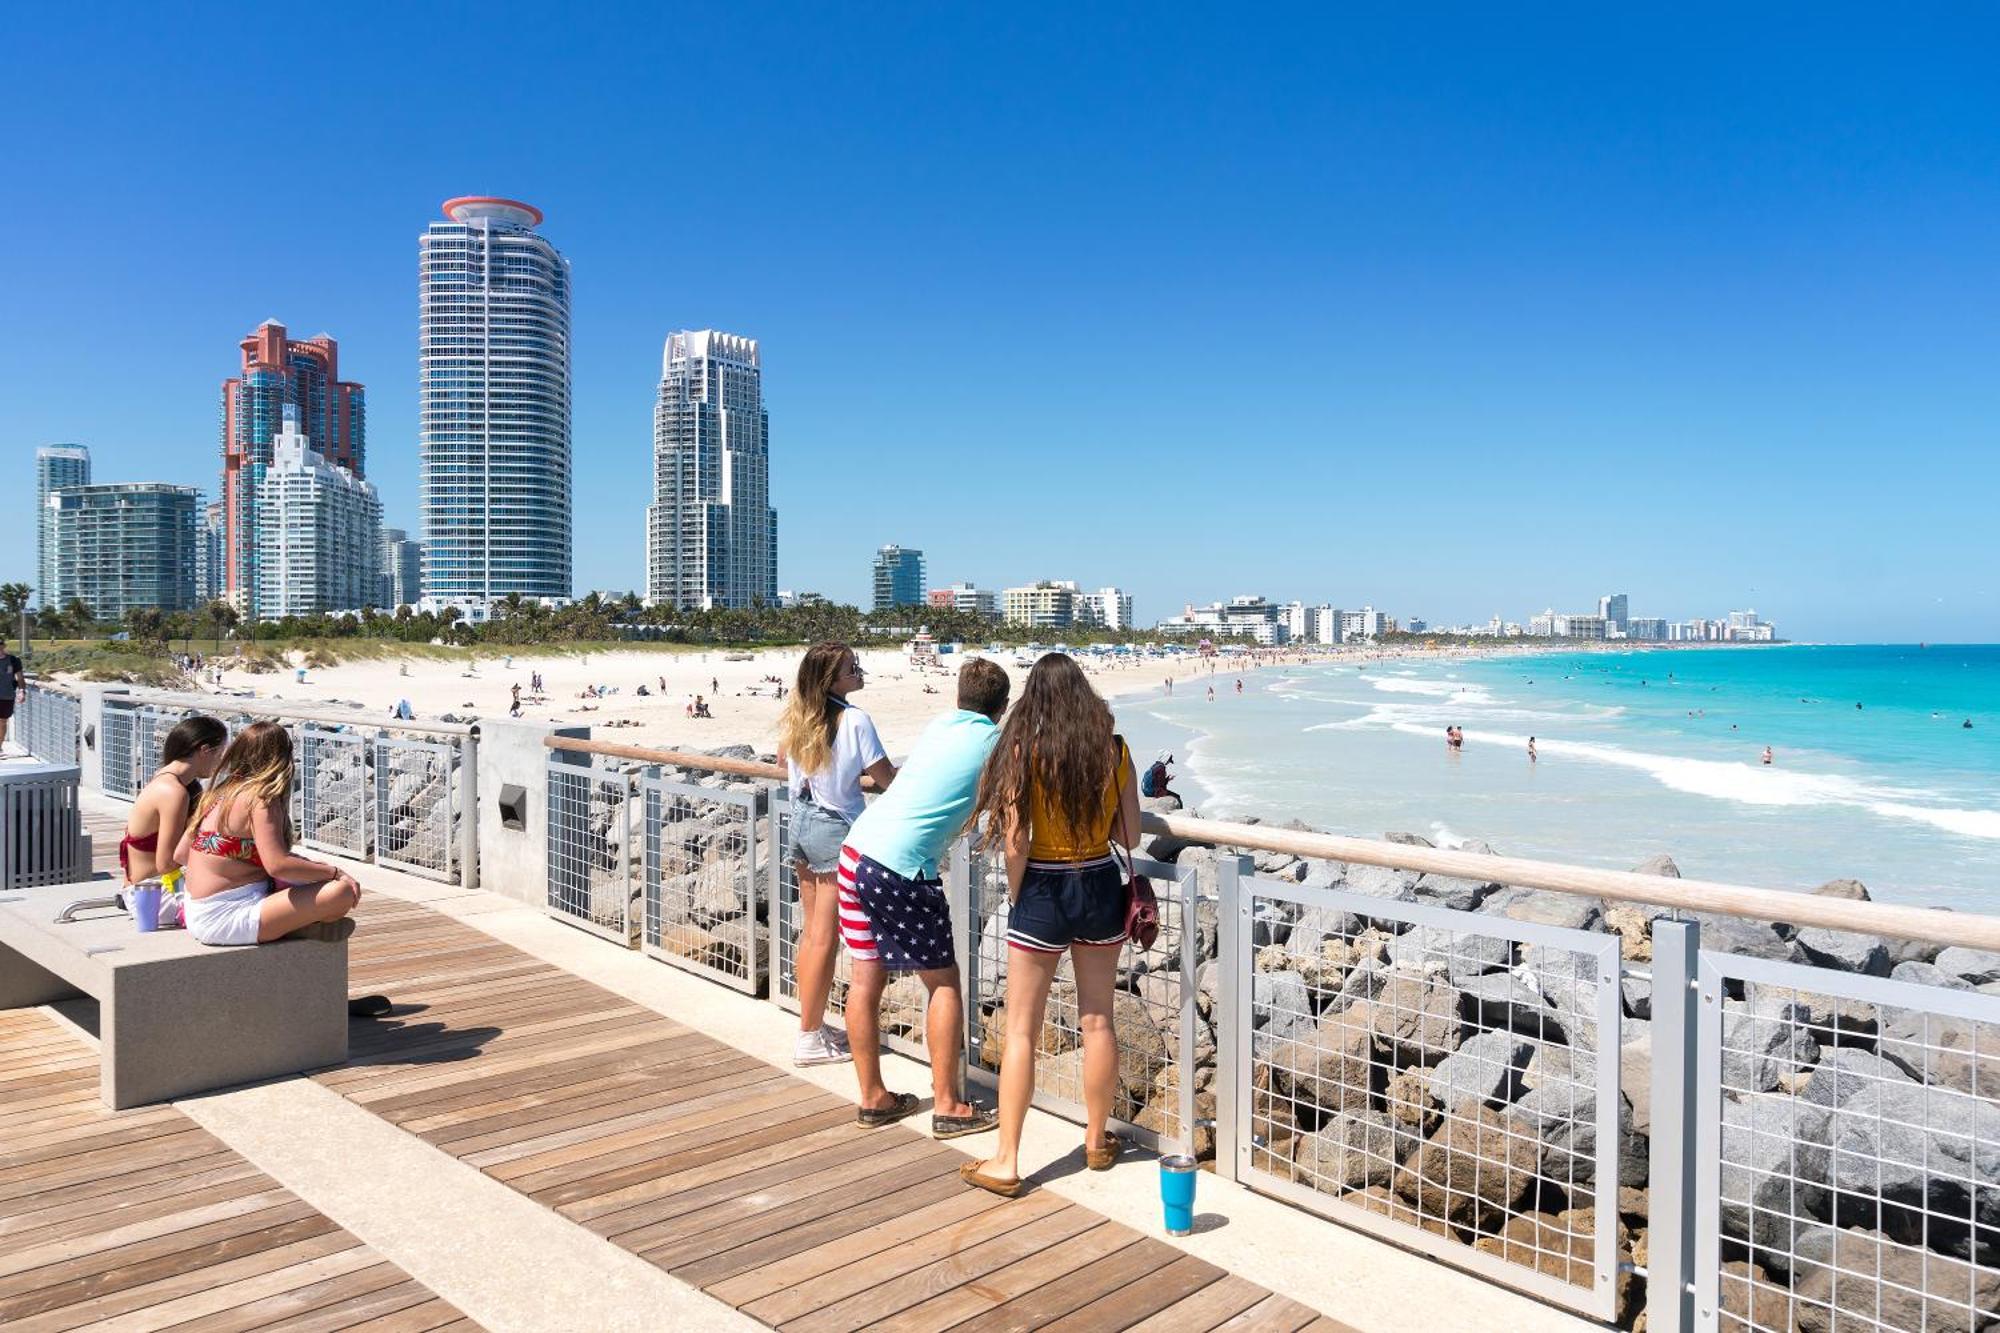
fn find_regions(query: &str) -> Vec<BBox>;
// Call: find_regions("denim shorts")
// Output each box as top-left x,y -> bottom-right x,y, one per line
1007,856 -> 1126,953
790,801 -> 853,874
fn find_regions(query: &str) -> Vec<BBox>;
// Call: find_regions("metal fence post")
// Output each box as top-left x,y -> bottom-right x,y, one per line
948,836 -> 974,1102
457,734 -> 480,891
1646,919 -> 1699,1333
1178,859 -> 1199,1154
1218,851 -> 1250,1185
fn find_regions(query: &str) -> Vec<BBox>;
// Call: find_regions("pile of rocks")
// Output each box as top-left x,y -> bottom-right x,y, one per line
1117,803 -> 2000,1327
298,730 -> 462,871
644,748 -> 771,986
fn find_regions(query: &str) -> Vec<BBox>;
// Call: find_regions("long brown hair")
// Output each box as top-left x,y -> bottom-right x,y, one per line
776,641 -> 853,777
194,721 -> 294,840
973,653 -> 1114,842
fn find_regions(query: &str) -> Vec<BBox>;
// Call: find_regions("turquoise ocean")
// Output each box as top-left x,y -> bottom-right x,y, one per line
1116,644 -> 2000,911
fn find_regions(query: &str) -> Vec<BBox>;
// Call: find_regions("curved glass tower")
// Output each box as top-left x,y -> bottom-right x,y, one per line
419,197 -> 572,607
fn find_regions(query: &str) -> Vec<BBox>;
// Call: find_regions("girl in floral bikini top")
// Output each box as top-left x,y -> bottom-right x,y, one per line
175,721 -> 362,947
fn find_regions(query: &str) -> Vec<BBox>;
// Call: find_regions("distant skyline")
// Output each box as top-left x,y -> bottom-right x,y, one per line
5,6 -> 1999,640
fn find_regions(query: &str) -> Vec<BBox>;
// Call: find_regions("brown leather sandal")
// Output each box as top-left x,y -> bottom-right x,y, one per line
959,1160 -> 1024,1197
1085,1130 -> 1123,1171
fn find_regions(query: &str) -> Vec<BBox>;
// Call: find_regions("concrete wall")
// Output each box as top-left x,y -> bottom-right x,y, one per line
474,718 -> 590,908
74,685 -> 126,793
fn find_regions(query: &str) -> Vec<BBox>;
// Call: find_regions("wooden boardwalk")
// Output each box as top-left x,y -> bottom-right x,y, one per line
0,1008 -> 476,1332
322,897 -> 1346,1332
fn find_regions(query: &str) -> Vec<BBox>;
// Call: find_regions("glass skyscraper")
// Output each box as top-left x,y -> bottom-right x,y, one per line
48,484 -> 199,620
419,197 -> 572,608
34,444 -> 90,610
872,545 -> 926,611
646,331 -> 777,610
220,321 -> 365,618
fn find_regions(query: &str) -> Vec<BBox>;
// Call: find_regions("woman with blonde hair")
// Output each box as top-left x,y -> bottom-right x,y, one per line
961,652 -> 1141,1195
777,642 -> 895,1067
174,721 -> 361,946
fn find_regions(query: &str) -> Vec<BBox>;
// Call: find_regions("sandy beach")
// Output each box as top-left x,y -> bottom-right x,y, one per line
125,643 -> 1355,757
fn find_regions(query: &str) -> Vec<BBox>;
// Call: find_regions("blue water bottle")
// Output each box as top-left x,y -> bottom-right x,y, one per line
1159,1154 -> 1197,1236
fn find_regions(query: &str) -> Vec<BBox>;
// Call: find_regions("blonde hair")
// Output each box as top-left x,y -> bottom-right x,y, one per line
194,721 -> 294,842
776,642 -> 852,778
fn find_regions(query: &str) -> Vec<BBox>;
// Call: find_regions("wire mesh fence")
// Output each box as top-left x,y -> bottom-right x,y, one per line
962,844 -> 1207,1154
546,752 -> 638,944
374,735 -> 457,882
98,700 -> 136,800
1696,951 -> 2000,1332
641,771 -> 765,994
17,685 -> 80,765
1235,867 -> 1628,1319
297,725 -> 371,859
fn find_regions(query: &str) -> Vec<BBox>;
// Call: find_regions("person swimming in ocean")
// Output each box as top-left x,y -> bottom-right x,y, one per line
1527,736 -> 1537,763
1762,746 -> 1774,765
1966,719 -> 1976,729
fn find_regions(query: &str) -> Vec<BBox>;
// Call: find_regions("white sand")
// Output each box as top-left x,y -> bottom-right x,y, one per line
165,644 -> 1328,756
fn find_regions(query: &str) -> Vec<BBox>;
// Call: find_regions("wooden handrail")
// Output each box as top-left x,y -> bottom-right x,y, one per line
542,735 -> 2000,951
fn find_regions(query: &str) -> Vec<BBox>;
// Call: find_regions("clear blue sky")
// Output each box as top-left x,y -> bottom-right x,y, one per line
5,4 -> 1998,641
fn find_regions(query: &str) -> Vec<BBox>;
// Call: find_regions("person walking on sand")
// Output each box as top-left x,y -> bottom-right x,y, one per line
960,653 -> 1142,1196
778,643 -> 895,1067
838,658 -> 1011,1134
174,722 -> 361,947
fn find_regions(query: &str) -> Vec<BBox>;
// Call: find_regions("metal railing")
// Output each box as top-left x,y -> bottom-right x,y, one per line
0,762 -> 86,890
563,737 -> 2000,1326
16,684 -> 80,765
547,749 -> 639,945
643,767 -> 765,994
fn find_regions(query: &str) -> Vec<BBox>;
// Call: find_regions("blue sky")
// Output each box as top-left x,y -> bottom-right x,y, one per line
4,4 -> 1998,641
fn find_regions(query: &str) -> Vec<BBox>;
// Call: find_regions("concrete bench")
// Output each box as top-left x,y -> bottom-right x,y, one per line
0,881 -> 348,1108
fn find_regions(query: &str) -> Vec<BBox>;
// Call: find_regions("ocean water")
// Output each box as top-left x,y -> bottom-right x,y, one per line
1114,645 -> 2000,911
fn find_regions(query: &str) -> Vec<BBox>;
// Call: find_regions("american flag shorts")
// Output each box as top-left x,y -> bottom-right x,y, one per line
835,846 -> 956,972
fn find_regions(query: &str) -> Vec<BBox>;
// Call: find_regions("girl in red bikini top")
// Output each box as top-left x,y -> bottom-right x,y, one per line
119,716 -> 227,884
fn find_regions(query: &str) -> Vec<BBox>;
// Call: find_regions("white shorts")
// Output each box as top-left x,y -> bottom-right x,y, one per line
185,881 -> 271,947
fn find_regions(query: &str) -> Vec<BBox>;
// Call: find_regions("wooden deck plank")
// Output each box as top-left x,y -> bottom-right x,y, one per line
775,1205 -> 1106,1333
504,1083 -> 838,1192
1038,1251 -> 1228,1332
1213,1293 -> 1329,1331
5,1233 -> 362,1333
1124,1273 -> 1276,1332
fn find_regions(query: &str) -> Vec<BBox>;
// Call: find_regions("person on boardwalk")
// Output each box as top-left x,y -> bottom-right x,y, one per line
120,715 -> 227,892
838,657 -> 1011,1134
961,652 -> 1142,1195
175,721 -> 361,947
0,642 -> 22,755
778,642 -> 895,1067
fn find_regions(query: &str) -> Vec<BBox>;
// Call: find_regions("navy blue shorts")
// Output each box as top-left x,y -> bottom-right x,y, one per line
840,852 -> 956,972
1007,857 -> 1126,953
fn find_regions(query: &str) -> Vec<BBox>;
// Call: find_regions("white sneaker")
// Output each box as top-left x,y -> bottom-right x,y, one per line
794,1028 -> 852,1067
820,1023 -> 852,1054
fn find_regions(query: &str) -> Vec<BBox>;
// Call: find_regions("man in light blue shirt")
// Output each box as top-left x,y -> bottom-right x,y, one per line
836,658 -> 1010,1137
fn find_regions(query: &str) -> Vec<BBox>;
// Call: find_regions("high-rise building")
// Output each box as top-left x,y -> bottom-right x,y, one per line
1002,581 -> 1075,630
646,330 -> 777,610
377,528 -> 424,609
1076,587 -> 1135,631
48,484 -> 199,619
1598,592 -> 1629,633
34,445 -> 90,609
871,545 -> 926,611
195,498 -> 224,605
254,409 -> 381,618
221,321 -> 365,618
420,197 -> 572,608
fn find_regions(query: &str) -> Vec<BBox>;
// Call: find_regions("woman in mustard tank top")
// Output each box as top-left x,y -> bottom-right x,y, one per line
960,653 -> 1141,1196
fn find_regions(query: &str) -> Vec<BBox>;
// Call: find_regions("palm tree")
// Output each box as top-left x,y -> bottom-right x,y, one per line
202,599 -> 240,651
126,606 -> 166,647
0,583 -> 30,651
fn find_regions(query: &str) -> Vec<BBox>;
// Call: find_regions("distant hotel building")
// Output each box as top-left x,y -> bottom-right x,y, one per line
221,321 -> 365,618
195,498 -> 223,605
1075,587 -> 1134,631
48,484 -> 199,619
1598,592 -> 1629,634
1159,595 -> 1291,644
872,545 -> 927,611
420,197 -> 572,608
378,528 -> 424,609
646,330 -> 777,610
1002,581 -> 1076,630
254,409 -> 381,618
928,583 -> 997,618
34,444 -> 90,609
